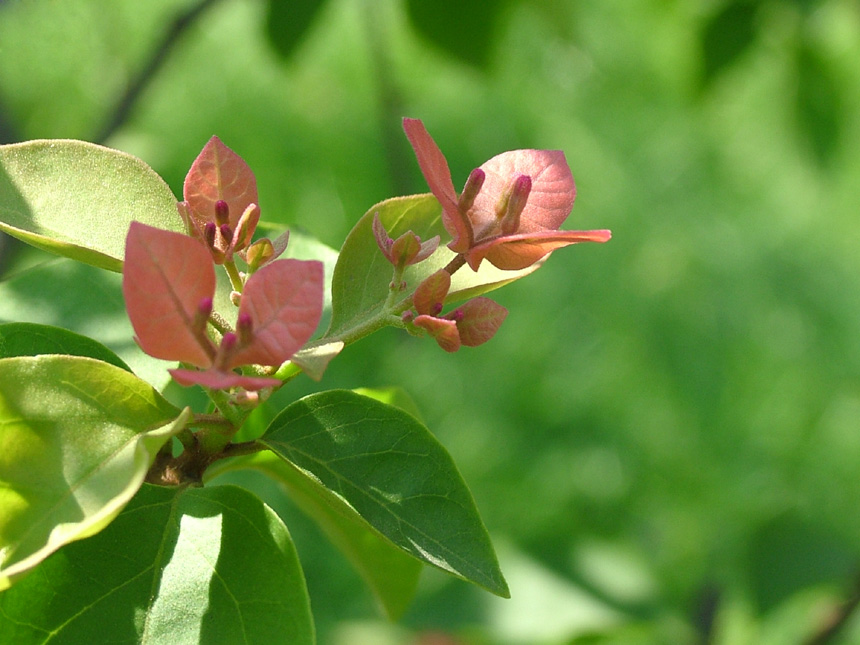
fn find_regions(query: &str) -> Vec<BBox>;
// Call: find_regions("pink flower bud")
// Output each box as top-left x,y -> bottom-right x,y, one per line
236,312 -> 254,345
214,332 -> 238,370
204,222 -> 217,248
214,200 -> 230,226
458,168 -> 485,213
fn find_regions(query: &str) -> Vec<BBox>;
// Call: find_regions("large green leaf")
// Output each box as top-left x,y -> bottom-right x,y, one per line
0,322 -> 131,371
259,389 -> 509,597
0,355 -> 191,590
206,449 -> 423,620
0,257 -> 172,389
325,194 -> 539,340
0,483 -> 314,645
0,139 -> 182,272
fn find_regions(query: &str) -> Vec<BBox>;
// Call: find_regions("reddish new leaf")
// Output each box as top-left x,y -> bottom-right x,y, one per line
414,314 -> 460,352
452,297 -> 508,347
402,118 -> 469,251
183,136 -> 259,247
169,368 -> 279,391
468,229 -> 613,271
122,222 -> 215,367
413,270 -> 451,316
229,259 -> 324,367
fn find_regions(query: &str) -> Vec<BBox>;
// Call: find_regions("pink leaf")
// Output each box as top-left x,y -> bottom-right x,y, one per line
402,118 -> 470,250
451,298 -> 508,347
183,136 -> 259,244
169,368 -> 279,391
413,269 -> 451,316
414,314 -> 461,352
468,229 -> 613,271
229,259 -> 324,367
122,222 -> 216,367
470,149 -> 576,238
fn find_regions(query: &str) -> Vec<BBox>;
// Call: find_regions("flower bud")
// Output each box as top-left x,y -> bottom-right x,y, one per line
204,222 -> 217,248
236,312 -> 254,345
193,297 -> 213,331
245,238 -> 275,272
214,200 -> 230,226
214,332 -> 237,370
458,168 -> 485,213
230,290 -> 241,306
500,174 -> 532,235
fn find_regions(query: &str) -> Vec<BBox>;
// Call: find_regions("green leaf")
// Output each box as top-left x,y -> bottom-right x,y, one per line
0,483 -> 314,645
0,355 -> 191,590
326,194 -> 539,340
259,389 -> 509,597
0,257 -> 173,389
405,0 -> 507,69
207,450 -> 422,620
700,0 -> 758,88
0,139 -> 182,272
0,322 -> 131,371
264,0 -> 328,60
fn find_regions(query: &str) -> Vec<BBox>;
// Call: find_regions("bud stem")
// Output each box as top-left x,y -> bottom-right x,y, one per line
223,259 -> 244,296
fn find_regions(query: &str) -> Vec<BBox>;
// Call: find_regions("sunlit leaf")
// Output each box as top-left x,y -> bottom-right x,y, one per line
0,484 -> 314,644
0,140 -> 181,272
0,322 -> 130,371
0,257 -> 172,390
0,355 -> 190,590
259,389 -> 509,597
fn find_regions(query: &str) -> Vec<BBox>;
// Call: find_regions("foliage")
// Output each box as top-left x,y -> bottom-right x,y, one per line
0,106 -> 607,639
2,0 -> 860,643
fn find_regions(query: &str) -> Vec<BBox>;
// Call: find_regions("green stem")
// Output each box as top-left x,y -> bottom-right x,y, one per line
223,259 -> 244,294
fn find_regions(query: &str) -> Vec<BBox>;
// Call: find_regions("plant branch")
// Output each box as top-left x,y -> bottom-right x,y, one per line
94,0 -> 223,144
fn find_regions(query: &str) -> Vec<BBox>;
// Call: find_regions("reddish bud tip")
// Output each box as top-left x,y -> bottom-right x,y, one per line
431,302 -> 443,316
215,332 -> 238,370
198,297 -> 214,317
204,222 -> 217,247
220,223 -> 233,240
236,312 -> 254,344
214,200 -> 230,226
458,168 -> 485,213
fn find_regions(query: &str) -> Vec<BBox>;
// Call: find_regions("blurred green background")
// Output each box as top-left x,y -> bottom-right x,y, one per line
2,0 -> 860,642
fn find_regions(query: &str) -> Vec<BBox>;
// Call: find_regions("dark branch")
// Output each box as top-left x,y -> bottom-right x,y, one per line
93,0 -> 223,144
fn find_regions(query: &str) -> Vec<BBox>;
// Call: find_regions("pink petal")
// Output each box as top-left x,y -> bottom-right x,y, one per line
122,222 -> 216,367
402,118 -> 470,250
169,368 -> 279,391
183,136 -> 259,242
414,314 -> 461,352
470,149 -> 576,239
451,298 -> 508,347
467,229 -> 612,271
229,258 -> 324,368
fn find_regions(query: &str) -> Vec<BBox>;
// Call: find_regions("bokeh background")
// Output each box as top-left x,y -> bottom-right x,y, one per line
2,0 -> 860,642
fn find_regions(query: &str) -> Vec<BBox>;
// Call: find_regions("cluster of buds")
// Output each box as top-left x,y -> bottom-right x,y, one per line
371,118 -> 611,352
402,118 -> 611,272
123,137 -> 324,392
